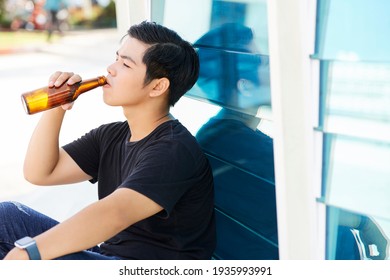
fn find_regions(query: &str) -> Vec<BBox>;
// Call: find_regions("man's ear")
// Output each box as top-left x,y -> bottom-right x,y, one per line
150,78 -> 170,97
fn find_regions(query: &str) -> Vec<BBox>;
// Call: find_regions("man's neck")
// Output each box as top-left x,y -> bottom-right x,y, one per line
125,110 -> 173,142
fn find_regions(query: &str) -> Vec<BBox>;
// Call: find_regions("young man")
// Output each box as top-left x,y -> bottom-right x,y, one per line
0,21 -> 216,260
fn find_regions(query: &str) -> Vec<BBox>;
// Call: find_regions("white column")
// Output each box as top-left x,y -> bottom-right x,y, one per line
267,0 -> 320,259
115,0 -> 151,36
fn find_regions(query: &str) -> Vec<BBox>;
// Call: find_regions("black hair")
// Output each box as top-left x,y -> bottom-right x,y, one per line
127,21 -> 199,106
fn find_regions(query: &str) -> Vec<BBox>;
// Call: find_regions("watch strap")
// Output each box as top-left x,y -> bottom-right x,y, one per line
17,238 -> 42,260
25,241 -> 41,260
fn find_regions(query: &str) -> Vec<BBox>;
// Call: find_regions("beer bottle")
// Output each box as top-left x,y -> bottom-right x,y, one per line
21,76 -> 107,115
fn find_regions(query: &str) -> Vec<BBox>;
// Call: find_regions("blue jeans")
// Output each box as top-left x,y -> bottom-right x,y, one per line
0,201 -> 121,260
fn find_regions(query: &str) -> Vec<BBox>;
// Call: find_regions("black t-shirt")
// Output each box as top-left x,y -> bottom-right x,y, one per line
63,120 -> 216,259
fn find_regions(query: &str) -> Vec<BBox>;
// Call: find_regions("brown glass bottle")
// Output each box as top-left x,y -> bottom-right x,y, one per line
21,76 -> 107,115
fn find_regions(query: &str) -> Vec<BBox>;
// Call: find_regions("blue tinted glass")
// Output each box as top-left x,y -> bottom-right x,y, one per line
315,0 -> 390,61
192,17 -> 271,114
208,0 -> 269,55
206,155 -> 277,242
196,111 -> 274,182
192,46 -> 271,115
214,209 -> 278,260
195,106 -> 277,259
318,60 -> 390,141
151,0 -> 269,54
326,206 -> 390,260
322,133 -> 390,219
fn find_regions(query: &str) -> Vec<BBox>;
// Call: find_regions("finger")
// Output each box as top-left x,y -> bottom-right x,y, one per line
48,71 -> 63,87
67,74 -> 82,85
53,72 -> 74,87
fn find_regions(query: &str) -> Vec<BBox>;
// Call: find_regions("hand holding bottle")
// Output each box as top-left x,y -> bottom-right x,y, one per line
21,71 -> 107,114
49,71 -> 81,111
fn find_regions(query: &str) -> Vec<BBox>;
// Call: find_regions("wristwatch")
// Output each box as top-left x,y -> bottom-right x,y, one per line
14,236 -> 41,260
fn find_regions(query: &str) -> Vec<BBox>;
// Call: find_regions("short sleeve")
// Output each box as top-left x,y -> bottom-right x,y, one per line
62,128 -> 100,183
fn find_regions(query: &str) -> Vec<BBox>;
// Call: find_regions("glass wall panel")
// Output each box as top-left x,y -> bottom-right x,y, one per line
153,0 -> 269,55
315,0 -> 390,61
191,49 -> 270,116
207,155 -> 277,242
318,60 -> 390,141
315,0 -> 390,259
322,133 -> 390,218
214,209 -> 278,260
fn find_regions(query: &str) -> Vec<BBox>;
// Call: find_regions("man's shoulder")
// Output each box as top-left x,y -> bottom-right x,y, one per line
89,121 -> 128,143
96,120 -> 128,132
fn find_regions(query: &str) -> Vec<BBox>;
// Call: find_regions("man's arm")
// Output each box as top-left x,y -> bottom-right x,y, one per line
23,72 -> 92,186
4,188 -> 164,260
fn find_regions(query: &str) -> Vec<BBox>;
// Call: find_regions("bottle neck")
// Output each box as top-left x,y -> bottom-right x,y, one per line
74,76 -> 107,96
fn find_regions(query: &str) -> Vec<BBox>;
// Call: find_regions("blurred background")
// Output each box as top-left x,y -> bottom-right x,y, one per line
1,0 -> 116,31
0,0 -> 121,221
0,0 -> 116,51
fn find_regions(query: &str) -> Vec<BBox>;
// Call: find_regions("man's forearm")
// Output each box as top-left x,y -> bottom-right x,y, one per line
4,188 -> 163,260
33,188 -> 162,260
33,196 -> 129,260
23,107 -> 66,184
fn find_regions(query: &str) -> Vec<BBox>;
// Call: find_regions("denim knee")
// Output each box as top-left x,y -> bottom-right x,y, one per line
0,201 -> 26,257
0,201 -> 30,219
0,201 -> 58,238
0,201 -> 28,221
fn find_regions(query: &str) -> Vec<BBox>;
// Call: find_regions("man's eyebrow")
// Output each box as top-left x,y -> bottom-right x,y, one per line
116,50 -> 137,65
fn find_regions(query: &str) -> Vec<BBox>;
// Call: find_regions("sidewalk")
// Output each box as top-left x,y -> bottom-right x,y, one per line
0,28 -> 123,221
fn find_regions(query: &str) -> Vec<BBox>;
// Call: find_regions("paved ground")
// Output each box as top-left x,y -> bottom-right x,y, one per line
0,28 -> 124,221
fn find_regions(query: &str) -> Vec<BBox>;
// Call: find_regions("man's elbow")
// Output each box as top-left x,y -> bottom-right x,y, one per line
23,168 -> 50,186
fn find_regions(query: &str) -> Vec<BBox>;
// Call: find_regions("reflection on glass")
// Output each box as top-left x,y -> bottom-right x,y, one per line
319,61 -> 390,141
209,0 -> 269,55
315,0 -> 390,260
193,23 -> 271,114
315,0 -> 390,61
322,133 -> 390,218
194,22 -> 277,259
327,206 -> 389,260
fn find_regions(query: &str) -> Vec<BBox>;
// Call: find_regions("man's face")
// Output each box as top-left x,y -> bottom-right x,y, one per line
103,36 -> 153,108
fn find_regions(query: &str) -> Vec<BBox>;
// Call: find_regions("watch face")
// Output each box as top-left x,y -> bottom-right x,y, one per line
15,237 -> 35,248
